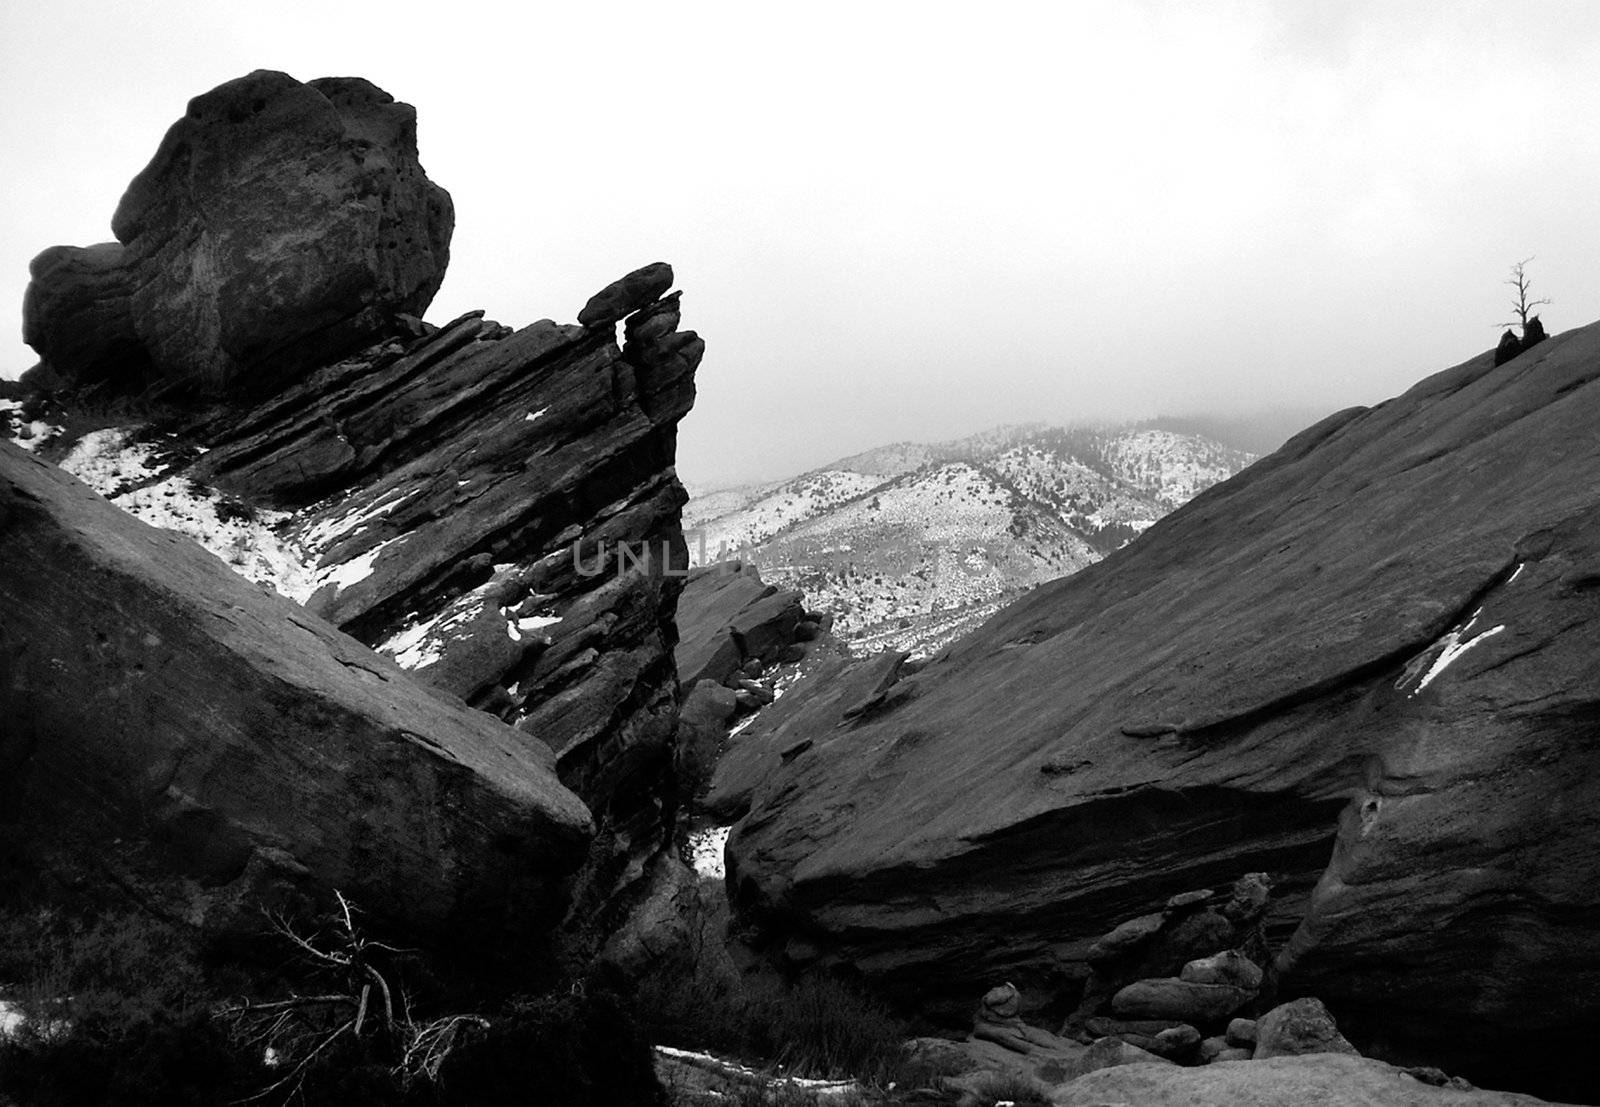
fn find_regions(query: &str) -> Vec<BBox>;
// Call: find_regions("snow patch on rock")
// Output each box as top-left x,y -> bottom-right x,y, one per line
687,825 -> 731,880
61,429 -> 319,600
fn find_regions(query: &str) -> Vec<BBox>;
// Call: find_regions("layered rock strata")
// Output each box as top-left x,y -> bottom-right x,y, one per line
725,322 -> 1600,1098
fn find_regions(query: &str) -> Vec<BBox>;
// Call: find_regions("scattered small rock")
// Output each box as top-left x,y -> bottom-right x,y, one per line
1253,997 -> 1359,1060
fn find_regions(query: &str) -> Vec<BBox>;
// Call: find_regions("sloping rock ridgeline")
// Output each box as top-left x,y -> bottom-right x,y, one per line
725,321 -> 1600,1099
23,70 -> 453,397
6,70 -> 705,960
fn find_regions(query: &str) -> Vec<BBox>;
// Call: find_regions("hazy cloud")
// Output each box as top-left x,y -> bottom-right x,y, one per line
3,1 -> 1597,484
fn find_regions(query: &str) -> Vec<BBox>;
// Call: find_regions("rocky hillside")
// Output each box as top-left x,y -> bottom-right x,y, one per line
724,322 -> 1600,1102
685,423 -> 1253,655
2,71 -> 702,963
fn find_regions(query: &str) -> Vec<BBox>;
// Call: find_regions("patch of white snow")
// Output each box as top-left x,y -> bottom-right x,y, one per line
0,999 -> 22,1038
60,428 -> 164,494
688,825 -> 731,880
299,488 -> 414,552
1413,621 -> 1507,695
314,538 -> 399,594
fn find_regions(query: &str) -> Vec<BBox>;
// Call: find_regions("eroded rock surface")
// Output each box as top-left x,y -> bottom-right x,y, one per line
152,272 -> 703,920
675,561 -> 807,688
1051,1054 -> 1573,1107
23,70 -> 452,395
725,322 -> 1600,1097
0,443 -> 591,953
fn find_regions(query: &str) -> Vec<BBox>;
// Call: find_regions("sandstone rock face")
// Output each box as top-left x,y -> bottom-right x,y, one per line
177,279 -> 700,914
0,443 -> 591,953
726,321 -> 1600,1096
579,262 -> 675,329
674,562 -> 807,688
906,1030 -> 1166,1100
16,263 -> 701,951
703,649 -> 908,821
1051,1055 -> 1573,1106
1110,979 -> 1252,1023
1253,997 -> 1358,1060
1065,877 -> 1272,1034
24,70 -> 452,395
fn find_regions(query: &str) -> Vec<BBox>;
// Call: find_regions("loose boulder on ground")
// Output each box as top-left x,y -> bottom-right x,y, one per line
1050,1054 -> 1574,1106
1252,997 -> 1360,1061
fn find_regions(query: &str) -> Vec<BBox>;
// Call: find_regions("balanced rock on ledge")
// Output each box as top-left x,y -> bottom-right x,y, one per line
23,70 -> 453,396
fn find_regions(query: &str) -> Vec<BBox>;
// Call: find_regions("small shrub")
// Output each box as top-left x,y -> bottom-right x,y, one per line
760,975 -> 906,1085
0,905 -> 264,1106
961,1070 -> 1053,1106
435,985 -> 667,1107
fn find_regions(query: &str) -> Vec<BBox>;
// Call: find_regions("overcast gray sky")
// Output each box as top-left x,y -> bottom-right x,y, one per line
3,1 -> 1597,486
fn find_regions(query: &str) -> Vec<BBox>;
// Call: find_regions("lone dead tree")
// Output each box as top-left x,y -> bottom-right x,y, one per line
1502,257 -> 1552,335
1493,257 -> 1552,366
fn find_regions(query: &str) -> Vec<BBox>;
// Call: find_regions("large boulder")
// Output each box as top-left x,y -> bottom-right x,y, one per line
45,270 -> 703,932
1109,979 -> 1252,1024
725,320 -> 1600,1098
1253,997 -> 1359,1060
1051,1054 -> 1573,1106
0,443 -> 591,956
23,70 -> 452,395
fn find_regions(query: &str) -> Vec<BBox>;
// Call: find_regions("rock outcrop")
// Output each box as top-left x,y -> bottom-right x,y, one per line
675,562 -> 811,688
0,443 -> 592,955
23,70 -> 452,395
52,273 -> 703,933
725,320 -> 1600,1098
8,69 -> 705,965
1494,318 -> 1549,368
1050,1054 -> 1572,1106
703,648 -> 907,822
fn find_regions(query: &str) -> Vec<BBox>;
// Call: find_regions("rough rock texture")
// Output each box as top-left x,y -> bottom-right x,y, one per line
676,679 -> 740,796
1050,1055 -> 1574,1106
1064,876 -> 1272,1034
674,562 -> 807,688
726,321 -> 1600,1096
23,70 -> 452,395
14,268 -> 702,963
703,649 -> 908,821
579,262 -> 674,329
1110,979 -> 1252,1023
1253,997 -> 1358,1060
0,443 -> 591,953
906,1033 -> 1167,1101
173,280 -> 701,924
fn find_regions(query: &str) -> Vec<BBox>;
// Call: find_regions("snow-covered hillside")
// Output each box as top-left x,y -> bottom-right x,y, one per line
685,422 -> 1256,656
684,469 -> 881,558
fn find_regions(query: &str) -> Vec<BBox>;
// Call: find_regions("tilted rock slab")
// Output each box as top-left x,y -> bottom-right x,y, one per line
0,443 -> 591,951
174,274 -> 700,916
675,561 -> 807,688
24,70 -> 452,395
726,322 -> 1600,1095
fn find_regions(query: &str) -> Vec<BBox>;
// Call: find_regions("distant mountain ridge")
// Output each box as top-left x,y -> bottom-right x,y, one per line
684,420 -> 1255,655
